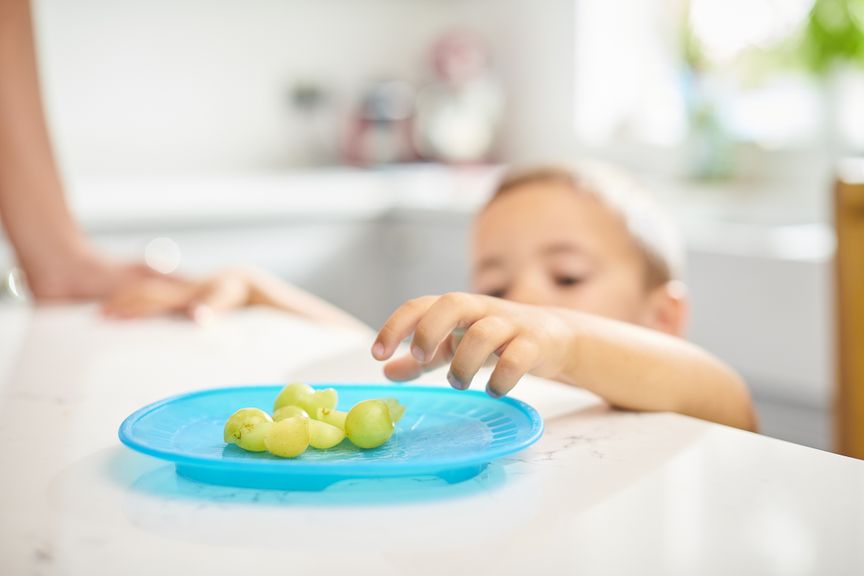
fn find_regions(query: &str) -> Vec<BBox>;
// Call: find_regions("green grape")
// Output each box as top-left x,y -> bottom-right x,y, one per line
381,398 -> 405,423
273,382 -> 315,412
273,405 -> 309,422
273,382 -> 338,417
264,416 -> 310,458
309,419 -> 345,449
223,408 -> 273,452
345,399 -> 395,449
315,407 -> 348,430
300,387 -> 338,415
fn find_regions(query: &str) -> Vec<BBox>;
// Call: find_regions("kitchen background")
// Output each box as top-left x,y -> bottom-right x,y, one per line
3,0 -> 863,451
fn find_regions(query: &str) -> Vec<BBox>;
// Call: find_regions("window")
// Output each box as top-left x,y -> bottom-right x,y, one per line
573,0 -> 864,170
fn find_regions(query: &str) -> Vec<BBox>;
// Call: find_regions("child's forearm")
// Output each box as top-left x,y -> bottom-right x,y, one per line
243,269 -> 370,332
371,293 -> 755,431
555,310 -> 757,431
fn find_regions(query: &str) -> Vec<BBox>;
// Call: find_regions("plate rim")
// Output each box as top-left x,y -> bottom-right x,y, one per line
118,383 -> 544,474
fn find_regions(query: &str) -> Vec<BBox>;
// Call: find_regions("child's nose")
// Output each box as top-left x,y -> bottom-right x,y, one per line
505,279 -> 549,306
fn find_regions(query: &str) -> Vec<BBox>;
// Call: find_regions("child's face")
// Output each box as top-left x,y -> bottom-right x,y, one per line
471,181 -> 659,326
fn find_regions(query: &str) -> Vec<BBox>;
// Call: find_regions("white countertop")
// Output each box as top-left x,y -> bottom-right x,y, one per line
1,304 -> 861,576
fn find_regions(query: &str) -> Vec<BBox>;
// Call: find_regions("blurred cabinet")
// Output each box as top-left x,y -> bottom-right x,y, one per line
685,249 -> 832,449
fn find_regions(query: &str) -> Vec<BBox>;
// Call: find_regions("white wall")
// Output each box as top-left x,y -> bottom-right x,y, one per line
452,0 -> 577,162
32,0 -> 578,179
33,0 -> 456,176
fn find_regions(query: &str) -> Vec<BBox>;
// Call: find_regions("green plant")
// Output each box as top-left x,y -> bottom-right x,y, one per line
800,0 -> 864,72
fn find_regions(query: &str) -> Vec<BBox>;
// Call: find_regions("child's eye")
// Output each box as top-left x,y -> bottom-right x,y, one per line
482,287 -> 508,299
554,275 -> 584,287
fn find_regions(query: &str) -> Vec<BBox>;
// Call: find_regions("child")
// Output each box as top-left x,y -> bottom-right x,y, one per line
102,164 -> 757,431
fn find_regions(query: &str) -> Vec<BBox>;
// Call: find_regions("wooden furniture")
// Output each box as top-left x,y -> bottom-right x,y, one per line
835,159 -> 864,458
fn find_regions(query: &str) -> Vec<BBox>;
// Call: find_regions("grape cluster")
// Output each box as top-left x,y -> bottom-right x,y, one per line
223,383 -> 405,458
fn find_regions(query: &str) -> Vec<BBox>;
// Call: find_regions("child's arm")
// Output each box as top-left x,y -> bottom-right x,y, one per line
102,267 -> 368,331
371,293 -> 757,431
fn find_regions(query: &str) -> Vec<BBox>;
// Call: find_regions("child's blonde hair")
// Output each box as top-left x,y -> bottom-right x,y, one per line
489,163 -> 683,290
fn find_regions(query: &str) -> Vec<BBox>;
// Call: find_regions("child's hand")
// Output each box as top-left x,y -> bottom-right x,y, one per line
101,270 -> 252,323
371,293 -> 574,397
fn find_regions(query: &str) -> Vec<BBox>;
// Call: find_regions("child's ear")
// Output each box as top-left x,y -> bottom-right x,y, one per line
642,280 -> 688,337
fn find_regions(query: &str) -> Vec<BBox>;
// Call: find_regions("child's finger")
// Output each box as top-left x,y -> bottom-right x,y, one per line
447,316 -> 517,390
485,337 -> 539,398
410,293 -> 488,364
372,295 -> 439,360
382,354 -> 424,381
383,337 -> 455,381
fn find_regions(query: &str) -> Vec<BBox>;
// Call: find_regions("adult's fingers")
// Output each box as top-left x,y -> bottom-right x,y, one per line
184,275 -> 249,322
102,281 -> 188,318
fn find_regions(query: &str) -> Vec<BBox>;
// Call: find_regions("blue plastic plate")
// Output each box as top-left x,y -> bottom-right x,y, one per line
119,384 -> 544,490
